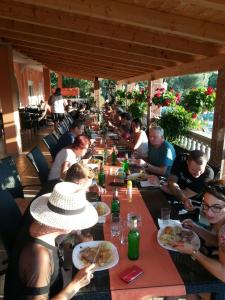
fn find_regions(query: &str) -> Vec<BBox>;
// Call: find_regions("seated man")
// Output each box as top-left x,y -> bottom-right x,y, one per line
145,126 -> 176,177
164,150 -> 214,220
55,119 -> 85,155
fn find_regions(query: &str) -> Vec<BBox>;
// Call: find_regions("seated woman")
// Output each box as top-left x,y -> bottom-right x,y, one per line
128,118 -> 148,159
4,182 -> 98,300
48,135 -> 90,181
173,180 -> 225,300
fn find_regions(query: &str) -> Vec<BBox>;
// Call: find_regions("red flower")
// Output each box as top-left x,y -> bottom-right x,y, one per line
192,113 -> 197,119
205,86 -> 214,95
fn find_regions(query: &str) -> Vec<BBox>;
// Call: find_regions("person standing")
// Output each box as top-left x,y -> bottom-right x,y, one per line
49,88 -> 66,127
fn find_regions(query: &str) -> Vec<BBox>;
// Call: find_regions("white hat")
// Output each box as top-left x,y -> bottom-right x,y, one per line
30,182 -> 98,230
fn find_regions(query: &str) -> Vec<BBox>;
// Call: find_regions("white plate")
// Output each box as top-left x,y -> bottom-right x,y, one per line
92,202 -> 111,218
157,225 -> 201,252
72,241 -> 119,271
127,173 -> 148,181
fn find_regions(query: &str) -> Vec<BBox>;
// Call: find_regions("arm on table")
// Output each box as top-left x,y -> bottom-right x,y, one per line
167,175 -> 196,210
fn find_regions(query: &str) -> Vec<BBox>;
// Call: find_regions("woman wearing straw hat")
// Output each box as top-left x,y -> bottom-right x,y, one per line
5,182 -> 98,300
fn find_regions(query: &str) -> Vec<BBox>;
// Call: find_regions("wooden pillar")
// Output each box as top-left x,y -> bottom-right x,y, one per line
43,68 -> 51,102
147,79 -> 153,130
0,44 -> 22,155
94,76 -> 100,110
209,68 -> 225,179
57,73 -> 62,89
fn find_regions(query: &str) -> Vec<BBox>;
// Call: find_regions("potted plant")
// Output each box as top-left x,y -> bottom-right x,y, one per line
152,88 -> 181,107
157,105 -> 194,143
181,87 -> 216,117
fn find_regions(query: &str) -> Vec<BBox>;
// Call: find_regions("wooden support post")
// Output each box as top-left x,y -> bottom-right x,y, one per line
94,76 -> 100,110
0,43 -> 22,155
57,73 -> 62,89
43,68 -> 51,102
147,80 -> 153,131
210,68 -> 225,179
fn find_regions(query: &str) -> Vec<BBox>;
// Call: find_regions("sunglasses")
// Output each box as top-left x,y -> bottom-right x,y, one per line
201,203 -> 225,214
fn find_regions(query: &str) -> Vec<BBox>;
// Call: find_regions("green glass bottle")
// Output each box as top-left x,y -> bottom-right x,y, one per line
111,146 -> 117,166
122,153 -> 129,175
111,188 -> 120,214
98,162 -> 105,187
128,216 -> 140,260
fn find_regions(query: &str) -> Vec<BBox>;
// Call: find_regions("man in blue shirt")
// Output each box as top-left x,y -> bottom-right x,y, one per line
145,126 -> 176,177
55,119 -> 85,155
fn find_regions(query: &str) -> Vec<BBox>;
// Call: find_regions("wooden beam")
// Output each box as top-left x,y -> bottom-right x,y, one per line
13,45 -> 156,74
0,29 -> 177,67
5,37 -> 165,70
118,53 -> 225,83
0,18 -> 197,63
47,64 -> 127,81
14,0 -> 225,44
196,0 -> 225,11
0,1 -> 223,56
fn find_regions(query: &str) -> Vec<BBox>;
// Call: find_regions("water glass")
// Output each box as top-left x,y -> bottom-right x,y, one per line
161,207 -> 171,224
120,219 -> 128,245
127,213 -> 141,228
111,214 -> 121,238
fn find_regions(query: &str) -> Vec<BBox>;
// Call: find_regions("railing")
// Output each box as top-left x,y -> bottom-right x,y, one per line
176,130 -> 211,159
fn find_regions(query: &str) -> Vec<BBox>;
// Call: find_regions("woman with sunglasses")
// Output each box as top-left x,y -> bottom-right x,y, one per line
173,180 -> 225,300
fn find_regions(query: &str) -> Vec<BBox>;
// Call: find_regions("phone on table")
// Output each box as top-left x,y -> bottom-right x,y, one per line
120,265 -> 144,283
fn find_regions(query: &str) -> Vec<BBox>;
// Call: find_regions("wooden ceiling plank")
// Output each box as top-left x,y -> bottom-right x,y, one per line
13,44 -> 157,73
0,28 -> 177,67
0,18 -> 196,63
118,53 -> 225,83
0,1 -> 223,56
13,0 -> 225,43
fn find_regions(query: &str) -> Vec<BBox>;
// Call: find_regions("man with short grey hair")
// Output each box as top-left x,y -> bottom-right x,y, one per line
145,126 -> 176,176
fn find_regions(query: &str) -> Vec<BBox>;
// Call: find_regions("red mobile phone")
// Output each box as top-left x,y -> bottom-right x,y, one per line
120,265 -> 144,283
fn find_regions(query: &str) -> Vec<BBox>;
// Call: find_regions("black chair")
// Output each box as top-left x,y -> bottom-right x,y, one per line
42,133 -> 58,160
0,189 -> 23,275
26,146 -> 50,185
0,156 -> 24,198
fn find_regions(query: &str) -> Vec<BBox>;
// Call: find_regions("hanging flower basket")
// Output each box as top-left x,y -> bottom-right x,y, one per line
181,87 -> 216,115
152,88 -> 181,107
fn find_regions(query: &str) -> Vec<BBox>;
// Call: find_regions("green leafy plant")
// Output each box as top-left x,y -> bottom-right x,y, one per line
157,105 -> 194,143
152,88 -> 181,107
128,101 -> 147,119
181,87 -> 216,115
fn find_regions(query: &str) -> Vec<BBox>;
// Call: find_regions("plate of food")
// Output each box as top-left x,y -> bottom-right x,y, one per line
127,172 -> 149,181
92,202 -> 110,217
157,225 -> 200,252
72,241 -> 119,271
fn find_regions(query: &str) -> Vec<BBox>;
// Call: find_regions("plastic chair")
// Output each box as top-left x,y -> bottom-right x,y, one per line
26,146 -> 50,185
0,156 -> 24,198
42,133 -> 58,160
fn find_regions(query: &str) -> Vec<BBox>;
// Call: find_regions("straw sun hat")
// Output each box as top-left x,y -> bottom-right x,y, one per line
30,182 -> 98,230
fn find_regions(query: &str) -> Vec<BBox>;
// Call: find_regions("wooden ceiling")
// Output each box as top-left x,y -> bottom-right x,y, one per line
1,0 -> 225,82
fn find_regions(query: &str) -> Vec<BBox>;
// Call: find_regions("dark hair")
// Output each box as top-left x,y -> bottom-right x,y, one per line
188,150 -> 208,165
72,135 -> 90,150
65,163 -> 90,182
55,88 -> 61,96
132,118 -> 142,128
120,124 -> 130,132
71,119 -> 84,130
205,180 -> 225,202
121,112 -> 131,121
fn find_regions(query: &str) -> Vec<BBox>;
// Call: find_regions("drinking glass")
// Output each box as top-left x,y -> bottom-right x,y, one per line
111,214 -> 121,238
120,219 -> 128,245
161,207 -> 171,224
127,213 -> 142,228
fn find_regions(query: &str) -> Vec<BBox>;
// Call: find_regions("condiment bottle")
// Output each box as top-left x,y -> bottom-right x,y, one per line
111,188 -> 120,215
98,162 -> 105,188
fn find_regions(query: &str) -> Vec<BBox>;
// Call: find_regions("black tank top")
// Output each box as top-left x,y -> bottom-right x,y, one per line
4,237 -> 63,299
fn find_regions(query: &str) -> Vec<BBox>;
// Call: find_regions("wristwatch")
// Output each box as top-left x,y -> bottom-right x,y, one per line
191,249 -> 199,260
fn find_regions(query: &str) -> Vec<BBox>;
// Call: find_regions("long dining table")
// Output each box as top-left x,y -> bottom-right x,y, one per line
71,132 -> 225,300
